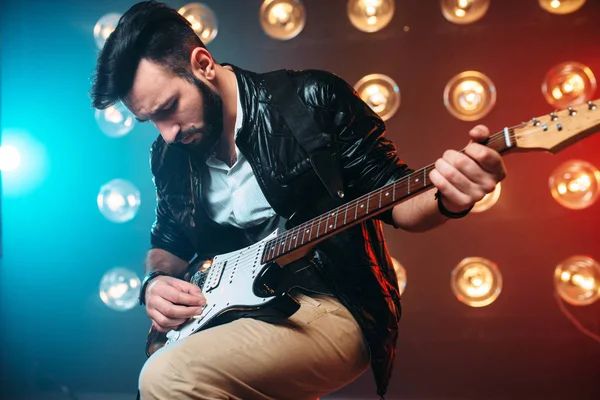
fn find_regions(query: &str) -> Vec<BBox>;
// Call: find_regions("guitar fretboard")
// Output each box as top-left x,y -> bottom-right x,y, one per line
261,127 -> 517,264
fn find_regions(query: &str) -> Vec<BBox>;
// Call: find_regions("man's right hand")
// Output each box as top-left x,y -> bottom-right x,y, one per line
145,275 -> 206,332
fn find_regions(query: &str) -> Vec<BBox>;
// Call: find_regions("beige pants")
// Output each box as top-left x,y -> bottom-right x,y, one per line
139,291 -> 370,400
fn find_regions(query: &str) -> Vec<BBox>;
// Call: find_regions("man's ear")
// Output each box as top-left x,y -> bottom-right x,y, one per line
190,47 -> 216,81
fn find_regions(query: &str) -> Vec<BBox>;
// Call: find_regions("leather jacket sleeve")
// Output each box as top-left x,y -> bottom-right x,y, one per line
325,73 -> 412,219
149,140 -> 196,261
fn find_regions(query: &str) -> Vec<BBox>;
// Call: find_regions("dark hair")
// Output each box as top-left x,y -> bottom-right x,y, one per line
90,1 -> 206,109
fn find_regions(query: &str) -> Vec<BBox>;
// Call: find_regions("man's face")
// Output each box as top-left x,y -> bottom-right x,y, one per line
124,58 -> 223,156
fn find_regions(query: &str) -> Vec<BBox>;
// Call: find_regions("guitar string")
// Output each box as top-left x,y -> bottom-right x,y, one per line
199,128 -> 515,281
199,118 -> 577,281
261,113 -> 594,261
266,117 -> 577,254
262,126 -> 520,259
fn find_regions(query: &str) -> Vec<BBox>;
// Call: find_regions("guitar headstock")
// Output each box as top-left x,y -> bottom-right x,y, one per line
514,99 -> 600,154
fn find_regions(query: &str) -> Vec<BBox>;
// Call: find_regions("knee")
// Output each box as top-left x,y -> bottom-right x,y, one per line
138,350 -> 177,399
139,346 -> 224,399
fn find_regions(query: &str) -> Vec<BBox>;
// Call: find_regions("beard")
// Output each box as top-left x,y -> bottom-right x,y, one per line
170,75 -> 224,159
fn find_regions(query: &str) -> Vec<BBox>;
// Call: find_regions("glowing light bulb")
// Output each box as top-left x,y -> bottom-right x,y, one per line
442,0 -> 489,24
94,102 -> 135,138
543,62 -> 596,108
554,255 -> 600,305
347,0 -> 395,33
472,182 -> 501,213
93,13 -> 121,50
97,179 -> 141,223
549,160 -> 600,210
260,0 -> 306,40
451,257 -> 502,307
355,74 -> 401,121
99,267 -> 141,311
539,0 -> 586,14
0,145 -> 21,172
178,3 -> 218,44
444,71 -> 496,121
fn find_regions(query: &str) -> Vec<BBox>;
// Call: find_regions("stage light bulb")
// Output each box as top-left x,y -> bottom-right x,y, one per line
391,257 -> 407,296
554,256 -> 600,306
347,0 -> 395,33
549,160 -> 600,210
99,267 -> 141,311
178,3 -> 218,44
260,0 -> 306,40
539,0 -> 586,14
542,61 -> 596,109
93,13 -> 121,49
441,0 -> 489,24
97,179 -> 141,223
451,257 -> 502,307
472,182 -> 501,213
0,145 -> 21,172
94,102 -> 136,138
444,71 -> 496,121
354,74 -> 401,121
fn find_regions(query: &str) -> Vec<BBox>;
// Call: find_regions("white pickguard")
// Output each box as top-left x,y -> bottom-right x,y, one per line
164,230 -> 280,346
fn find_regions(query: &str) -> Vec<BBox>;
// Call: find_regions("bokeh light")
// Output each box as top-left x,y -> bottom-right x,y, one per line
542,61 -> 596,109
354,74 -> 401,121
178,2 -> 218,44
441,0 -> 490,24
549,160 -> 600,210
94,102 -> 136,138
444,71 -> 496,121
347,0 -> 395,33
97,179 -> 141,223
554,255 -> 600,306
260,0 -> 306,40
451,257 -> 502,307
391,257 -> 407,296
99,267 -> 141,311
93,13 -> 121,50
0,145 -> 21,172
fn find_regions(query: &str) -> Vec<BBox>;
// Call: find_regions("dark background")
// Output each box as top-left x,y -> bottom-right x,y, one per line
1,0 -> 599,399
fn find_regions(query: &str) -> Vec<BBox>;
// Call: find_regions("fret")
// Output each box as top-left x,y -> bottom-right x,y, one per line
423,168 -> 426,186
366,195 -> 370,214
293,228 -> 298,248
378,189 -> 382,209
269,242 -> 276,258
333,211 -> 338,229
276,238 -> 282,257
316,218 -> 321,238
344,203 -> 348,224
393,180 -> 396,200
354,201 -> 358,220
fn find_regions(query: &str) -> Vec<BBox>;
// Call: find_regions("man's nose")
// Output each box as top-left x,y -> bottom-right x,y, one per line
155,121 -> 181,143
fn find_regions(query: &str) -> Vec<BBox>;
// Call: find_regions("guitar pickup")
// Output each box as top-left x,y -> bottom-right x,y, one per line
205,260 -> 227,292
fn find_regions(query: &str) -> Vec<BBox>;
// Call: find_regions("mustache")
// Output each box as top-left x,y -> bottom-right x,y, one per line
175,127 -> 203,143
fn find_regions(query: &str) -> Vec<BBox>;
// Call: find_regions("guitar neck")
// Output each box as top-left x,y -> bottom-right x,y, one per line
260,126 -> 518,264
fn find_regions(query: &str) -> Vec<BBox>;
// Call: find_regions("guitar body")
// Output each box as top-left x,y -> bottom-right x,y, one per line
145,229 -> 302,356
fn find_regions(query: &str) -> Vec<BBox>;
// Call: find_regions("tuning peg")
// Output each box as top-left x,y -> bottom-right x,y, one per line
568,106 -> 577,116
549,112 -> 558,121
588,101 -> 597,110
532,117 -> 541,126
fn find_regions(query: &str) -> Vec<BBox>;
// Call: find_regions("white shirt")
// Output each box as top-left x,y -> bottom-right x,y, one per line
202,77 -> 276,229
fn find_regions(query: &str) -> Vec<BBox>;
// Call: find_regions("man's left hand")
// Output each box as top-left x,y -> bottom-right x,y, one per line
429,125 -> 507,214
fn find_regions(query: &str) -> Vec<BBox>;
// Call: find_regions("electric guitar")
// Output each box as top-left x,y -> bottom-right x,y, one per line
145,99 -> 600,357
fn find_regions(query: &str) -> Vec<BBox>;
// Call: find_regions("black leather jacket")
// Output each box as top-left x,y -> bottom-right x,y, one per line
149,64 -> 411,398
